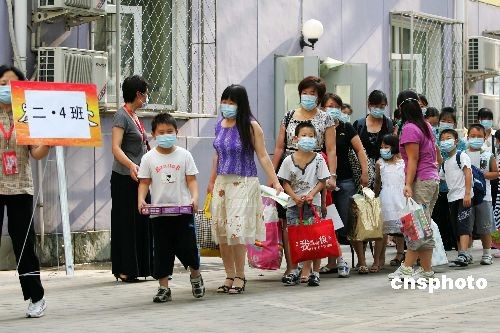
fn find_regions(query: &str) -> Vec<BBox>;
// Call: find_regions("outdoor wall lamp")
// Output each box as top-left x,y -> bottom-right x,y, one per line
300,19 -> 324,50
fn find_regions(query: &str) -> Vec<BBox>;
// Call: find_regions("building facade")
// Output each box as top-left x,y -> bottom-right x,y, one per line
1,0 -> 499,267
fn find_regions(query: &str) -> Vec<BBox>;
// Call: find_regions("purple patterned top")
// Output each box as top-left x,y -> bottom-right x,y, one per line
213,119 -> 257,177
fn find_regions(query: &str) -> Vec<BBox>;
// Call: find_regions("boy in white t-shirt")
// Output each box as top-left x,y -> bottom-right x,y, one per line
465,124 -> 497,265
439,129 -> 474,267
277,122 -> 330,287
138,113 -> 204,303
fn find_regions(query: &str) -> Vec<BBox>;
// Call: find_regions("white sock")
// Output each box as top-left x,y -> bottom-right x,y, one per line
483,248 -> 491,255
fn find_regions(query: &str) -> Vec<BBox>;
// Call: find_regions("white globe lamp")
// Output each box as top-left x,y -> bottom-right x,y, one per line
300,19 -> 324,50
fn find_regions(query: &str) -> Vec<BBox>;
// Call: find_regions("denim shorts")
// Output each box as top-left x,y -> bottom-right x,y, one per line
285,205 -> 321,226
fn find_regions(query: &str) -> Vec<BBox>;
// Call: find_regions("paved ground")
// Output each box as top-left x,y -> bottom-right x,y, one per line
1,243 -> 499,333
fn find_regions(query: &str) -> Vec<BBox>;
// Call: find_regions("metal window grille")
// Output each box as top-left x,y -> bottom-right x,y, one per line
95,0 -> 216,113
390,12 -> 464,117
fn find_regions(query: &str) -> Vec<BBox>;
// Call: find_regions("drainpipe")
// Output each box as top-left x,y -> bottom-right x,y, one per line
455,0 -> 467,129
13,0 -> 27,73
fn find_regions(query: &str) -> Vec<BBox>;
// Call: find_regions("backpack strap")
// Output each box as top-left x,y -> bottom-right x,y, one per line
456,151 -> 462,170
283,110 -> 295,147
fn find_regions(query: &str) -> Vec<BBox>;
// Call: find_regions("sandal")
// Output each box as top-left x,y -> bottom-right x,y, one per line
369,264 -> 380,273
228,277 -> 246,294
217,278 -> 234,293
319,265 -> 338,274
390,252 -> 405,267
358,265 -> 369,274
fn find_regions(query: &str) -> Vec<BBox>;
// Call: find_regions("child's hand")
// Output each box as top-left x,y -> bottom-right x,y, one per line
463,193 -> 472,208
293,195 -> 304,207
138,198 -> 147,213
191,198 -> 199,212
305,193 -> 314,204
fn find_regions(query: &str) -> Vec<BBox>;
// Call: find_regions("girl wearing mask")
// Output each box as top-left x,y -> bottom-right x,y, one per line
208,84 -> 283,294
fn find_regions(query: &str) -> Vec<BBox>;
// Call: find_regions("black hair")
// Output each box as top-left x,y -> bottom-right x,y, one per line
342,103 -> 352,113
151,112 -> 177,133
495,130 -> 500,142
425,107 -> 439,119
321,93 -> 343,108
467,123 -> 486,136
393,109 -> 401,120
418,93 -> 428,107
439,128 -> 458,141
298,76 -> 326,104
0,65 -> 25,81
221,84 -> 256,150
122,75 -> 149,103
381,134 -> 399,154
478,107 -> 494,120
294,122 -> 316,136
439,108 -> 457,123
397,90 -> 432,138
368,90 -> 388,106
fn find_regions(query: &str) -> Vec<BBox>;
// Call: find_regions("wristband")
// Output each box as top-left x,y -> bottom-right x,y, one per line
330,173 -> 337,178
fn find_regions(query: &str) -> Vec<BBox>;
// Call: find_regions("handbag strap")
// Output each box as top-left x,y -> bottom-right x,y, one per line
298,202 -> 321,225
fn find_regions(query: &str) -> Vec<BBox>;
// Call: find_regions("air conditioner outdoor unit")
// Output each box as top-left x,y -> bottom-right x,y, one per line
37,0 -> 106,14
37,47 -> 108,104
468,36 -> 500,74
467,93 -> 500,128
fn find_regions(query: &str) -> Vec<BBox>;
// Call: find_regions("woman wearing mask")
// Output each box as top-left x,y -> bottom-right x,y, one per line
0,65 -> 50,317
207,84 -> 283,294
111,75 -> 153,282
352,90 -> 393,273
319,93 -> 368,276
271,76 -> 337,283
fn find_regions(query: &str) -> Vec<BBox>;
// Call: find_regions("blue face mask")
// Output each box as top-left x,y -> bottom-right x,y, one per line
480,119 -> 493,130
468,137 -> 484,150
440,139 -> 456,153
439,122 -> 454,131
220,103 -> 238,119
370,107 -> 385,119
156,134 -> 177,149
421,107 -> 427,117
0,85 -> 12,104
297,137 -> 317,152
380,148 -> 393,160
339,112 -> 350,123
326,107 -> 341,120
300,95 -> 317,111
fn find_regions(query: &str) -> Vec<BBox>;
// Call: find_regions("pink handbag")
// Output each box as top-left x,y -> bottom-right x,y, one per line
247,198 -> 283,270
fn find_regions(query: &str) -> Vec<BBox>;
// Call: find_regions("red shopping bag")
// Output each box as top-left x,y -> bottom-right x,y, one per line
287,204 -> 340,264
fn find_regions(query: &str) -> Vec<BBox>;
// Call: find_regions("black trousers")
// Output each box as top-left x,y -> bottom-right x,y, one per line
110,172 -> 153,278
431,191 -> 457,251
0,194 -> 44,302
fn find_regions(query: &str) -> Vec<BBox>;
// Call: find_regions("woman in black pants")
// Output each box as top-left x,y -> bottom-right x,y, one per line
0,65 -> 50,317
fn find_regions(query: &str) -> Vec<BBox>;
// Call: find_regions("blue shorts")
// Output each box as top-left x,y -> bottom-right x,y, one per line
285,205 -> 321,226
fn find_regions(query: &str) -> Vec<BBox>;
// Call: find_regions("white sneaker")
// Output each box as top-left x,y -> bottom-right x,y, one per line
26,298 -> 46,318
412,267 -> 435,281
480,254 -> 493,265
388,264 -> 413,280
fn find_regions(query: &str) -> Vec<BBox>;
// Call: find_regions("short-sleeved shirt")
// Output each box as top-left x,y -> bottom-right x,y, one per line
0,111 -> 33,195
138,147 -> 198,217
112,107 -> 147,175
277,152 -> 330,208
281,109 -> 334,153
334,121 -> 357,181
466,149 -> 494,202
400,122 -> 439,181
439,151 -> 474,203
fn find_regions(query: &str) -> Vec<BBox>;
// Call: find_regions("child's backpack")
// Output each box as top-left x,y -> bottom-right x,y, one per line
443,151 -> 486,205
